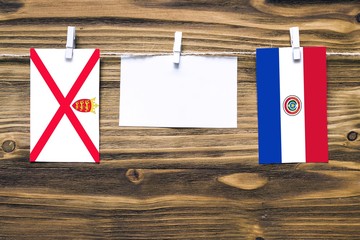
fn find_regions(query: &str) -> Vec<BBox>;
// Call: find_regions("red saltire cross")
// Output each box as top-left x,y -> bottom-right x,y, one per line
30,49 -> 100,163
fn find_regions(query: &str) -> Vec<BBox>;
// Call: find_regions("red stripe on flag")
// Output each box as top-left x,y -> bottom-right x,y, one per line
30,48 -> 64,103
303,47 -> 328,163
65,107 -> 100,163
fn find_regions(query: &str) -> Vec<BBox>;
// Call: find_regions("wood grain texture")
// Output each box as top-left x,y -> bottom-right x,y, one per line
0,0 -> 359,239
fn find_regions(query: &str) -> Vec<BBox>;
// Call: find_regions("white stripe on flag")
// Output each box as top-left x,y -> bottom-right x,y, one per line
279,47 -> 306,163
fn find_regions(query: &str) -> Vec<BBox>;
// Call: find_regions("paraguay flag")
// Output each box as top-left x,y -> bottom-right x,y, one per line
256,47 -> 328,164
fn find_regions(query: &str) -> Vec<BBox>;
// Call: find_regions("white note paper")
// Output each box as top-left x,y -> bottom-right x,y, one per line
119,55 -> 237,128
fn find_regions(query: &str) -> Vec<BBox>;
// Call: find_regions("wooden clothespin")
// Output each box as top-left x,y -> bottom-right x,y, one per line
173,31 -> 182,64
290,27 -> 301,61
65,26 -> 76,60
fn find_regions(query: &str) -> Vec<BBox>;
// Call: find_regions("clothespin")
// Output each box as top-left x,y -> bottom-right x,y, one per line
173,31 -> 182,64
290,27 -> 301,60
65,26 -> 76,60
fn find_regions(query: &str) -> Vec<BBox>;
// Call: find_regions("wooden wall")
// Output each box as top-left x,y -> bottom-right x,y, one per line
0,0 -> 359,239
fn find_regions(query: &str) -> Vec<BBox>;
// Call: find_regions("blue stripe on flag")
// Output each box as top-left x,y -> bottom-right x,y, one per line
256,48 -> 282,164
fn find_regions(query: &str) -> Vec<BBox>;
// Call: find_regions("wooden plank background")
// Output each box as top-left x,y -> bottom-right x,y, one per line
0,0 -> 359,239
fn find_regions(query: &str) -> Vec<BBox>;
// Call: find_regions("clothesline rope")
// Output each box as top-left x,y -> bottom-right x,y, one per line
0,51 -> 359,58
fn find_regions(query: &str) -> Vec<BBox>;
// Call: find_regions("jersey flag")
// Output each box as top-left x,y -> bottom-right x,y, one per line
30,49 -> 100,163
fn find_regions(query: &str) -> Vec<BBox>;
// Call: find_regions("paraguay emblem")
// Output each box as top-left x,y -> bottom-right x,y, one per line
283,95 -> 301,116
72,98 -> 99,114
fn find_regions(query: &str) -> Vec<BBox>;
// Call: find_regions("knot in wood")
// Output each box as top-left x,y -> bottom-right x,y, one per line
255,237 -> 265,240
347,131 -> 358,141
125,169 -> 144,184
2,140 -> 16,153
356,13 -> 360,23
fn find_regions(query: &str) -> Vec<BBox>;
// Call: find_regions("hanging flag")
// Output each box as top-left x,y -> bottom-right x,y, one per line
30,49 -> 100,163
256,47 -> 328,164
